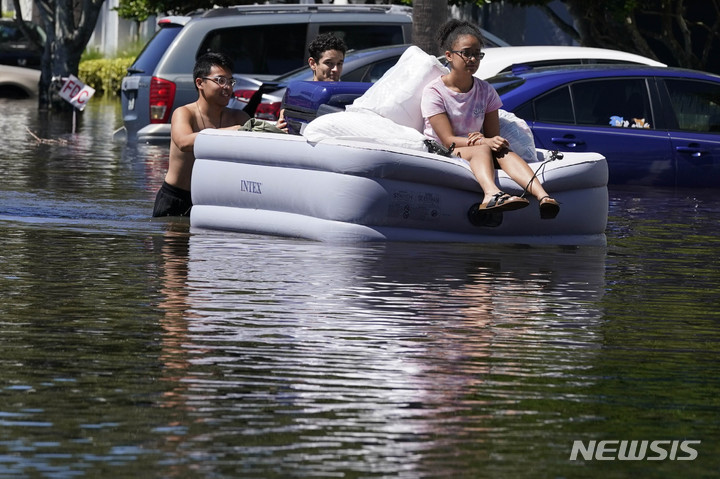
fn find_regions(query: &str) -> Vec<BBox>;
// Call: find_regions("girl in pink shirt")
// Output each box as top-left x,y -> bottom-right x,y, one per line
421,19 -> 559,219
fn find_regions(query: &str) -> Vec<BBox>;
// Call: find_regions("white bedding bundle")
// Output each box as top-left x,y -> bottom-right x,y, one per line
303,46 -> 538,163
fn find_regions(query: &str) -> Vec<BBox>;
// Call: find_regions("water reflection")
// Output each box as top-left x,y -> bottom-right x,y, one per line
0,98 -> 167,218
147,233 -> 607,475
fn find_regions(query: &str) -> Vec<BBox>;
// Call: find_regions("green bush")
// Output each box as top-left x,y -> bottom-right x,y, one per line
78,58 -> 134,96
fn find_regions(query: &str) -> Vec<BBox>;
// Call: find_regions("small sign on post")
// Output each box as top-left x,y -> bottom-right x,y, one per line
57,74 -> 95,133
58,74 -> 95,111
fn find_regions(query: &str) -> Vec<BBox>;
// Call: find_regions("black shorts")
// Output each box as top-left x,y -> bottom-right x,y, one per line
152,181 -> 192,217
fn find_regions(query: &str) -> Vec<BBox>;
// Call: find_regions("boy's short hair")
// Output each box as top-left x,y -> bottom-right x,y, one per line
308,33 -> 347,61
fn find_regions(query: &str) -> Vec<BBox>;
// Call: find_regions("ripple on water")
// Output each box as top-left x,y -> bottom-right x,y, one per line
1,99 -> 719,477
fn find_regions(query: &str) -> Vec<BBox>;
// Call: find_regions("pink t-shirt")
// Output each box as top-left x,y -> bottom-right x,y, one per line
421,76 -> 503,142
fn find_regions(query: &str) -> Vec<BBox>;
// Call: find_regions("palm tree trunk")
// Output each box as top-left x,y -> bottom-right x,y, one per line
412,0 -> 449,55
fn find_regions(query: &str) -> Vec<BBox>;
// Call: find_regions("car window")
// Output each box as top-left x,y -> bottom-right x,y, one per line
497,59 -> 584,75
340,57 -> 400,83
663,79 -> 720,133
496,59 -> 653,76
571,78 -> 652,128
199,24 -> 308,76
0,24 -> 23,42
533,86 -> 574,124
514,102 -> 534,121
275,66 -> 313,83
129,25 -> 183,74
583,59 -> 650,66
0,22 -> 42,44
318,25 -> 404,51
365,58 -> 400,83
487,76 -> 525,96
339,65 -> 368,83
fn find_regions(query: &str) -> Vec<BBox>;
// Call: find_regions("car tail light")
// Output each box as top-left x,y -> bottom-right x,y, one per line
149,77 -> 176,123
255,102 -> 281,121
234,89 -> 257,102
234,89 -> 281,121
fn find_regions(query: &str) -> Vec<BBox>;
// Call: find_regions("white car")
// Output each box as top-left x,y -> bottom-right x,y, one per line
475,45 -> 666,78
0,64 -> 40,98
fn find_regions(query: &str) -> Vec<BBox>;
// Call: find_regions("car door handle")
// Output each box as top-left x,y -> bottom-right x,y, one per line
551,137 -> 585,148
675,145 -> 707,157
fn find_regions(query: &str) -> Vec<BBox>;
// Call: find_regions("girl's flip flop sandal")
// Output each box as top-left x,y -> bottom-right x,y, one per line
479,191 -> 529,212
539,196 -> 560,219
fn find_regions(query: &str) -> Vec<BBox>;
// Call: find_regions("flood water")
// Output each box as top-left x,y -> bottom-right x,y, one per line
1,98 -> 719,478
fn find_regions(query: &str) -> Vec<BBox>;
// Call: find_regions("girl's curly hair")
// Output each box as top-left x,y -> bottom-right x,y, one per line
435,19 -> 485,53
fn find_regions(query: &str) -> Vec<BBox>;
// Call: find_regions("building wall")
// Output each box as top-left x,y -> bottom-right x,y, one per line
2,0 -> 35,20
87,0 -> 157,56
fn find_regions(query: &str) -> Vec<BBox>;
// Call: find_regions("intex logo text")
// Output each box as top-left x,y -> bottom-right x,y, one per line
570,440 -> 700,461
240,180 -> 262,194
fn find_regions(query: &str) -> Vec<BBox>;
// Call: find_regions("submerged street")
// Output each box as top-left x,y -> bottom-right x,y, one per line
0,98 -> 719,477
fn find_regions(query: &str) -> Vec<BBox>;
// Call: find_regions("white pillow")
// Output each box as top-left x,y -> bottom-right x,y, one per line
346,46 -> 448,132
303,110 -> 427,151
498,109 -> 538,163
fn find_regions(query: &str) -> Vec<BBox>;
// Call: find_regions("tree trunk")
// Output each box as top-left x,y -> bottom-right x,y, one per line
412,0 -> 449,55
15,0 -> 105,110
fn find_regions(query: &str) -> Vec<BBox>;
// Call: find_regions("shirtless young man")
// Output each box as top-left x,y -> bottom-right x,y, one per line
152,52 -> 250,217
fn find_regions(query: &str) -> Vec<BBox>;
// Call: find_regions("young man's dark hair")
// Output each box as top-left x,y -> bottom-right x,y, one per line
307,33 -> 347,62
193,52 -> 235,88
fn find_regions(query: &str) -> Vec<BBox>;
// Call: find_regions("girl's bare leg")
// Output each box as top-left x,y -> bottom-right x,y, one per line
456,145 -> 502,203
495,150 -> 560,218
494,151 -> 551,200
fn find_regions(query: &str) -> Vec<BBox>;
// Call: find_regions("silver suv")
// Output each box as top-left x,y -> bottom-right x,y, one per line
117,4 -> 412,143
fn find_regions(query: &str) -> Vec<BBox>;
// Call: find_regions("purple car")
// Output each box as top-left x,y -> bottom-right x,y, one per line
489,64 -> 720,187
